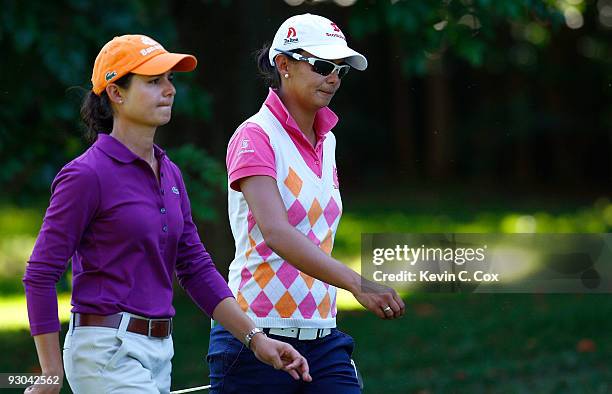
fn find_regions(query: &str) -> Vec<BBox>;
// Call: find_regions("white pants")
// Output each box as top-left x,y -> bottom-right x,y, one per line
63,312 -> 174,393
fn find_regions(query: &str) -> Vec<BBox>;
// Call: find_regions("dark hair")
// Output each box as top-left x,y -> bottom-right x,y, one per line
80,73 -> 133,143
255,43 -> 299,89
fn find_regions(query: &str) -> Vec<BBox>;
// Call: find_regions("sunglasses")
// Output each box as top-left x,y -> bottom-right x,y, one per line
275,49 -> 351,78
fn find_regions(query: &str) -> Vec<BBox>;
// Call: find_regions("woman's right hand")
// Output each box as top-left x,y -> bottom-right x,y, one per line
28,333 -> 63,394
352,278 -> 405,319
250,334 -> 312,382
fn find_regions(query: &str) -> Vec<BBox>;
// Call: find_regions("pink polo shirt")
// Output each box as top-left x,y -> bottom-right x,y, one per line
227,88 -> 339,191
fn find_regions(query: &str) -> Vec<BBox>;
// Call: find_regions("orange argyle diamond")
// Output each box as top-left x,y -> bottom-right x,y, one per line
253,262 -> 275,289
284,167 -> 303,198
237,291 -> 249,312
318,292 -> 331,318
275,291 -> 298,318
308,198 -> 323,226
246,235 -> 256,259
300,272 -> 315,289
320,229 -> 333,255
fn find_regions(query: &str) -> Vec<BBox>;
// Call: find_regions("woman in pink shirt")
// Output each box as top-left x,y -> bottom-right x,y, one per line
209,14 -> 405,394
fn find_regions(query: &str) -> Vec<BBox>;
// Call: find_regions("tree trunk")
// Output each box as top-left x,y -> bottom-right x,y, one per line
425,57 -> 453,179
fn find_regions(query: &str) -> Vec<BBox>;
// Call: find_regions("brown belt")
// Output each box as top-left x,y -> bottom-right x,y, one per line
74,313 -> 172,338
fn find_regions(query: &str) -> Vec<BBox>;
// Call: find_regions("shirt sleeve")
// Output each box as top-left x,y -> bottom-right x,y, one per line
173,166 -> 234,317
23,160 -> 100,336
226,122 -> 276,192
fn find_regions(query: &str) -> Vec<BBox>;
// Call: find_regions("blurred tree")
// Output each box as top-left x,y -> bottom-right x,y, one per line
0,0 -> 221,221
167,144 -> 227,221
1,0 -> 611,212
346,0 -> 566,180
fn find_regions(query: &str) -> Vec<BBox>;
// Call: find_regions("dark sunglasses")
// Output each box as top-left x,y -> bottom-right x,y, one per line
275,49 -> 351,78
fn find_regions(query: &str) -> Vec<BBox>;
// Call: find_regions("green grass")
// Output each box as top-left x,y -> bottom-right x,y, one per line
1,293 -> 610,393
2,197 -> 612,392
343,294 -> 612,393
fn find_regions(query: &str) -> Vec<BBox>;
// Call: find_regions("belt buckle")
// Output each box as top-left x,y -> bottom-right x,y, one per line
148,318 -> 172,338
298,328 -> 317,340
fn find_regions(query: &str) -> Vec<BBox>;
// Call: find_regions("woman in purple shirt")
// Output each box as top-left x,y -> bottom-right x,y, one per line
23,35 -> 310,394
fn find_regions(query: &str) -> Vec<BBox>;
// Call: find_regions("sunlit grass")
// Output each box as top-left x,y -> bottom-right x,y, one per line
3,198 -> 612,319
0,293 -> 71,331
0,206 -> 43,238
332,199 -> 612,260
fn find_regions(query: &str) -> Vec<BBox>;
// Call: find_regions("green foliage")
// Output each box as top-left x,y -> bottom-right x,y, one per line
173,77 -> 214,121
348,0 -> 564,76
167,144 -> 227,222
0,0 -> 214,203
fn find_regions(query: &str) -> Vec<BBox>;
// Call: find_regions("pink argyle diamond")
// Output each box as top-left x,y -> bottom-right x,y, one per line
255,242 -> 273,260
287,199 -> 307,226
298,293 -> 317,319
239,267 -> 252,290
247,211 -> 257,233
306,230 -> 320,246
251,291 -> 274,317
323,198 -> 340,226
276,261 -> 299,289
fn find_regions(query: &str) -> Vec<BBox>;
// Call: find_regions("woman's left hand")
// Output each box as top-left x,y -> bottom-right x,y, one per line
250,334 -> 312,382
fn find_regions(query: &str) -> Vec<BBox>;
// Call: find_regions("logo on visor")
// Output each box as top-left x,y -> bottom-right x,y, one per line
330,23 -> 341,32
105,71 -> 117,81
284,26 -> 299,44
172,186 -> 180,195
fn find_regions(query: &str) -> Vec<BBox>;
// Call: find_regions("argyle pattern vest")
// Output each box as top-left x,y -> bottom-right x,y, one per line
227,105 -> 342,328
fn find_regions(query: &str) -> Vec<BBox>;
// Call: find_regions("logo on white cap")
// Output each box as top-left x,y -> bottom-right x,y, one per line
269,14 -> 368,71
326,22 -> 345,40
284,27 -> 298,45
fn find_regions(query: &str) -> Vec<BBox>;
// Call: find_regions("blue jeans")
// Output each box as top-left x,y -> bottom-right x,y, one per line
207,325 -> 361,394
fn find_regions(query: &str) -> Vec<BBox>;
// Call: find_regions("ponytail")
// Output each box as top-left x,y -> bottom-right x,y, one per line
80,74 -> 133,143
256,42 -> 281,89
255,43 -> 300,89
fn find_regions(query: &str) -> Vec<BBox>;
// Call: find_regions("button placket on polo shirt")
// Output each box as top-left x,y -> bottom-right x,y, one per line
312,143 -> 323,177
157,161 -> 169,250
159,170 -> 167,214
289,125 -> 325,179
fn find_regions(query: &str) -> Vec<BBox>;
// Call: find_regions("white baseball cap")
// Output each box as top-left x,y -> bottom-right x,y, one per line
268,14 -> 368,71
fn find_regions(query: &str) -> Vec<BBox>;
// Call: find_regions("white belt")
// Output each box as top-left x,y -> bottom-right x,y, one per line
264,327 -> 332,340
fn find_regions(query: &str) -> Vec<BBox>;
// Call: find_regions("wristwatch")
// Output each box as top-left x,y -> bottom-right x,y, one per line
245,327 -> 265,349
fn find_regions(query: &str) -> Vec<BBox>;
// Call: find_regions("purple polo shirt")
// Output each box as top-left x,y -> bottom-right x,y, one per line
23,134 -> 233,336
